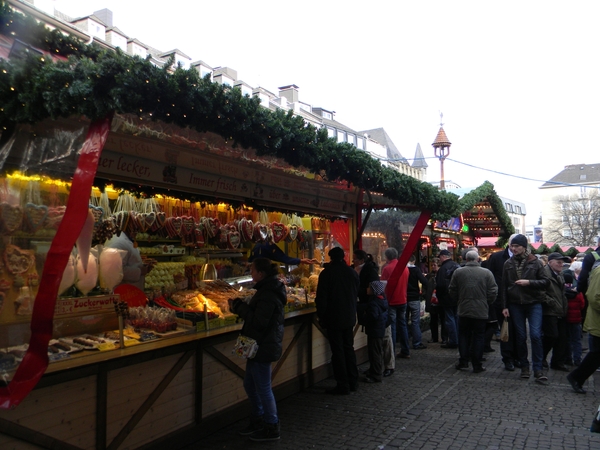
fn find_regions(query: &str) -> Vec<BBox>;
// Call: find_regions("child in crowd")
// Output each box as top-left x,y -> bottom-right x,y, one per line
565,273 -> 586,366
357,280 -> 389,383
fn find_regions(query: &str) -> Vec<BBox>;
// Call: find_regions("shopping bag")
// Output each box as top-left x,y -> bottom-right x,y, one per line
500,318 -> 509,342
232,334 -> 259,359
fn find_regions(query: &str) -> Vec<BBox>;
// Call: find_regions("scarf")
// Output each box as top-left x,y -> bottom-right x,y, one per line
514,249 -> 531,279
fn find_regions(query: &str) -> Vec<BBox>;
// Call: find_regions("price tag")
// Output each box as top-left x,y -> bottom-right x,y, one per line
124,339 -> 141,347
97,342 -> 116,351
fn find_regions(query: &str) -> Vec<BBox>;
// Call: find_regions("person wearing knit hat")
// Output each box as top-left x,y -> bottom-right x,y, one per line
502,232 -> 551,384
511,234 -> 529,248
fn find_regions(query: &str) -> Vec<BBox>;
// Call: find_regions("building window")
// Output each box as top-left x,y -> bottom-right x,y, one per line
347,134 -> 355,146
327,127 -> 335,138
505,202 -> 513,212
580,174 -> 587,180
322,111 -> 332,120
357,137 -> 364,150
513,217 -> 520,226
337,131 -> 345,143
563,229 -> 572,237
200,67 -> 212,79
515,206 -> 521,214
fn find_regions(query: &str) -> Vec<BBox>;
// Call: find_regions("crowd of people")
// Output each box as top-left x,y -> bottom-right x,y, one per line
234,235 -> 600,441
317,234 -> 598,390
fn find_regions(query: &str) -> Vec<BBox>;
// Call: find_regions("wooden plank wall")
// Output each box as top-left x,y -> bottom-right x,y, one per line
0,312 -> 369,449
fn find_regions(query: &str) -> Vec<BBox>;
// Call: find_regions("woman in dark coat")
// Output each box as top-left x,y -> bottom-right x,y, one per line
229,257 -> 286,442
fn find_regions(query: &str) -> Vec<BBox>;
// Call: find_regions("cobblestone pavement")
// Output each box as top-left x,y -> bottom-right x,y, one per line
189,331 -> 600,450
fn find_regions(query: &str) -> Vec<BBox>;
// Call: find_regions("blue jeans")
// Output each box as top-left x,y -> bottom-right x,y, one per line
443,305 -> 458,346
566,323 -> 583,364
509,303 -> 543,372
407,300 -> 422,348
393,304 -> 410,356
244,359 -> 278,424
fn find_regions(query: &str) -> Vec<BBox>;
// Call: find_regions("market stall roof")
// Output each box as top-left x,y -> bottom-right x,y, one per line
530,242 -> 594,253
0,4 -> 461,219
451,181 -> 516,246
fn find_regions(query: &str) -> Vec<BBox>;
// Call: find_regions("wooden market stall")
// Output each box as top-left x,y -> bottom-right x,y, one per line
0,4 -> 459,449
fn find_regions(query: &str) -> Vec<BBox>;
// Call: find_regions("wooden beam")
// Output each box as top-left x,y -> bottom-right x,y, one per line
96,366 -> 108,450
0,417 -> 83,450
272,320 -> 308,380
195,343 -> 203,425
312,314 -> 328,338
203,346 -> 246,379
107,349 -> 194,450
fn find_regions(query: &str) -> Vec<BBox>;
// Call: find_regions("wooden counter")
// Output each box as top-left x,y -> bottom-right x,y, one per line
0,308 -> 367,450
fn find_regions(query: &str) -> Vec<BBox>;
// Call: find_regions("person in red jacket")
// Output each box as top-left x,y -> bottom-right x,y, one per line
565,272 -> 586,366
381,248 -> 410,359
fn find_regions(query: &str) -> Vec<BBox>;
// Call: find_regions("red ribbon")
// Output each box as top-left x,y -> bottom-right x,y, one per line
385,210 -> 432,297
0,115 -> 113,409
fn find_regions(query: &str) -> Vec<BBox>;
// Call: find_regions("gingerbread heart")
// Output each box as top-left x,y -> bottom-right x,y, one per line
139,212 -> 156,232
154,211 -> 166,230
25,203 -> 48,233
218,226 -> 229,248
195,225 -> 205,246
114,211 -> 129,232
181,216 -> 196,237
205,217 -> 219,238
0,203 -> 23,233
166,216 -> 182,238
240,218 -> 253,241
271,222 -> 287,243
228,231 -> 241,249
4,245 -> 34,274
126,211 -> 139,234
46,206 -> 66,229
254,222 -> 269,241
286,224 -> 298,242
89,205 -> 104,224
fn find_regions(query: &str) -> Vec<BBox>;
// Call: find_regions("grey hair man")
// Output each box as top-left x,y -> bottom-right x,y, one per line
449,250 -> 498,373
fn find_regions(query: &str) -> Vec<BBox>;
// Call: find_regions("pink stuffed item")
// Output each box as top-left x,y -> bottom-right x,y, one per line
76,254 -> 98,296
76,209 -> 96,273
99,248 -> 125,291
58,254 -> 76,296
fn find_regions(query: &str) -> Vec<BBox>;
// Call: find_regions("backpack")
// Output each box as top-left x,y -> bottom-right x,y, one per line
585,252 -> 600,311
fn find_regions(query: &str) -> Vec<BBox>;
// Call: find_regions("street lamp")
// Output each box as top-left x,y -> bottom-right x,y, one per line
432,113 -> 452,190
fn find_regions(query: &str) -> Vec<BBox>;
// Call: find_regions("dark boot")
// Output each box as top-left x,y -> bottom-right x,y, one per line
249,421 -> 280,441
239,415 -> 263,436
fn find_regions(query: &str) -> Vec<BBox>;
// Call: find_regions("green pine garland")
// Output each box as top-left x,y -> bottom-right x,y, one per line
0,1 -> 472,221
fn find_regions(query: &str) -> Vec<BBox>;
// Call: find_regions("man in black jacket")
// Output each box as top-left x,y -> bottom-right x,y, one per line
487,234 -> 519,371
407,255 -> 428,349
436,250 -> 460,348
315,247 -> 360,395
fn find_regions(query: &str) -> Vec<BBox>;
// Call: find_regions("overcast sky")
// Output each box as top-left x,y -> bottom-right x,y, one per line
49,0 -> 600,225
